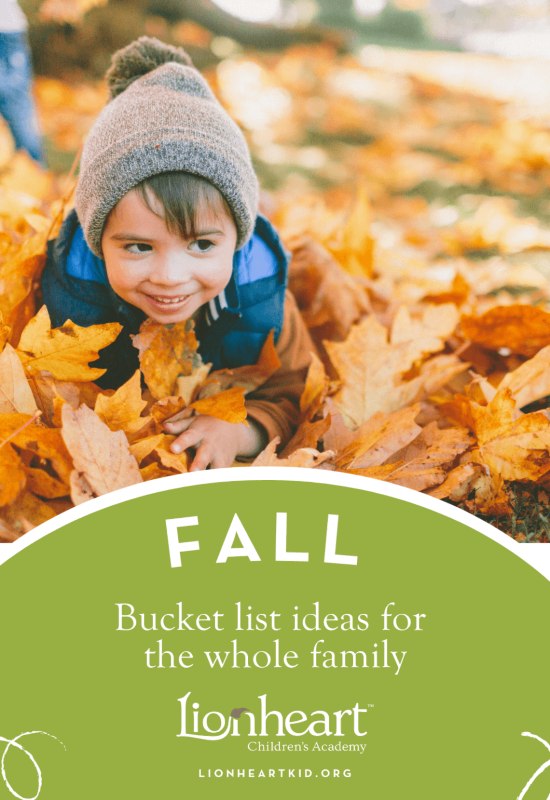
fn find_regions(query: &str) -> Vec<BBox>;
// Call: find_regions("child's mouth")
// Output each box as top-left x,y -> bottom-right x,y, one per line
146,293 -> 190,310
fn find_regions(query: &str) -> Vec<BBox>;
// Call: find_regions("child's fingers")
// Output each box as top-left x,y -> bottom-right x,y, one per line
170,425 -> 204,454
189,442 -> 214,472
164,407 -> 194,425
164,415 -> 194,435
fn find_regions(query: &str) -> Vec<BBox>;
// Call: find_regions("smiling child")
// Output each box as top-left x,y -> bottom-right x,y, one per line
41,37 -> 314,470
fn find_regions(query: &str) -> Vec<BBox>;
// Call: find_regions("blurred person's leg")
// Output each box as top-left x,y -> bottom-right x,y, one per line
0,31 -> 44,164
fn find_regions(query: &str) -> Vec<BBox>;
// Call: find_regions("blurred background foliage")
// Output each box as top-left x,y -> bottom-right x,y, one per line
22,0 -> 550,80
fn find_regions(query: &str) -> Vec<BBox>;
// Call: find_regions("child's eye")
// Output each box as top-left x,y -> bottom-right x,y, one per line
189,239 -> 215,253
126,242 -> 152,254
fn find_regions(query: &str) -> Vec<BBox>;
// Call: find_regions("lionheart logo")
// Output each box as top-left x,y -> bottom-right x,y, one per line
0,730 -> 66,800
518,732 -> 550,800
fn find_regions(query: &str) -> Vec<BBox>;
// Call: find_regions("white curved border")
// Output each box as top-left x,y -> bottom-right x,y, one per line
0,468 -> 548,581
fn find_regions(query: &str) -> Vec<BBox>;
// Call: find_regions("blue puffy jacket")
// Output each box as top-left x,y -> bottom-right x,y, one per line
41,210 -> 288,389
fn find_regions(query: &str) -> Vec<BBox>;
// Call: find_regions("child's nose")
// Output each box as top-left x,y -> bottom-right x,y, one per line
149,252 -> 190,285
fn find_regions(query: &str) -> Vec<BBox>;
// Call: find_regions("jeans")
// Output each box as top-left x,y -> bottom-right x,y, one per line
0,31 -> 44,164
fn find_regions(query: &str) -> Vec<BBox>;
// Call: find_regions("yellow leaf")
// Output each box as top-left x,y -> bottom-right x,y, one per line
470,389 -> 550,482
17,306 -> 122,381
95,370 -> 150,434
154,436 -> 189,473
299,351 -> 329,418
130,434 -> 165,465
328,186 -> 375,278
325,316 -> 446,428
132,318 -> 201,400
190,387 -> 247,425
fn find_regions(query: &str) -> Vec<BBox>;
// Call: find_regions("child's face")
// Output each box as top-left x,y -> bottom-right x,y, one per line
101,188 -> 237,323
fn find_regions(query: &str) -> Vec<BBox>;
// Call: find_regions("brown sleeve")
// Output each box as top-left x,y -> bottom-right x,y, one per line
245,290 -> 315,448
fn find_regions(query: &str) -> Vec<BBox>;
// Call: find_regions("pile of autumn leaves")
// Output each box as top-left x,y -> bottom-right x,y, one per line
2,161 -> 550,543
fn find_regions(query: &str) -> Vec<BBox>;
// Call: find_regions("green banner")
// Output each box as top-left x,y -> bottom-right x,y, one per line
0,472 -> 548,799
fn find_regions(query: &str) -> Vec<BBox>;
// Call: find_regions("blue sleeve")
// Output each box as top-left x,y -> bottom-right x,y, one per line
234,230 -> 280,286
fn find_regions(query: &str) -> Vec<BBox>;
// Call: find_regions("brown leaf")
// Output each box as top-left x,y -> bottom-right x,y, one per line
252,437 -> 335,468
27,373 -> 81,427
335,404 -> 423,469
0,491 -> 58,533
0,444 -> 26,506
140,463 -> 176,481
299,351 -> 329,419
281,414 -> 331,456
428,463 -> 483,502
461,305 -> 550,357
288,236 -> 370,339
61,404 -> 142,502
203,331 -> 281,396
352,424 -> 472,492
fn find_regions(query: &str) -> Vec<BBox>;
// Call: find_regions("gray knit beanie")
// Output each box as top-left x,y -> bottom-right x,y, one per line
75,37 -> 259,256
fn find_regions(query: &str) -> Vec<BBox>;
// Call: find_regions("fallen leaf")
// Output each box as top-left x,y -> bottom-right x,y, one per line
461,305 -> 550,357
132,318 -> 201,399
470,389 -> 550,482
61,404 -> 142,502
325,315 -> 445,428
95,370 -> 150,434
498,344 -> 550,409
252,437 -> 335,468
428,462 -> 483,502
281,414 -> 331,455
17,306 -> 122,381
0,444 -> 26,506
0,343 -> 38,413
190,387 -> 247,424
335,404 -> 423,469
203,331 -> 281,396
288,236 -> 370,339
299,351 -> 329,419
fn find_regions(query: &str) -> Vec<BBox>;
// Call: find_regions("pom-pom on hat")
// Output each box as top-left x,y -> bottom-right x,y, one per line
75,36 -> 259,256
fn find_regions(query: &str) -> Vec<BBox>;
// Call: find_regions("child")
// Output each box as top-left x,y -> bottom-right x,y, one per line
41,37 -> 313,471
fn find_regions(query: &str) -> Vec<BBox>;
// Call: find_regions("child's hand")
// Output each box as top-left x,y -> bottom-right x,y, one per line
163,411 -> 266,471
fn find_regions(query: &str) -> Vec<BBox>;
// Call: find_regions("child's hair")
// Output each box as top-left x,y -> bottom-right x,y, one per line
75,37 -> 259,258
134,172 -> 233,242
